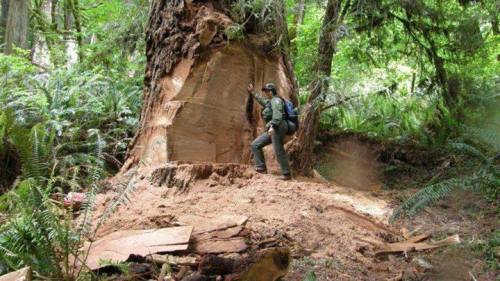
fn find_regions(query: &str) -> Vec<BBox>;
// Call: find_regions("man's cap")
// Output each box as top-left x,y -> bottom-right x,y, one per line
262,83 -> 276,91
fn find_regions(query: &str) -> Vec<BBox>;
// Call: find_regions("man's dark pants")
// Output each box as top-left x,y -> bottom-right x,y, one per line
251,121 -> 290,175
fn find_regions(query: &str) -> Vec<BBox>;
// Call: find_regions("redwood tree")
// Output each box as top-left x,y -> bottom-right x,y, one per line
122,0 -> 298,172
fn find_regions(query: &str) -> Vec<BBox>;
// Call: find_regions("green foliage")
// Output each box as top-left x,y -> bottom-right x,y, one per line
391,138 -> 499,221
0,0 -> 147,276
224,24 -> 246,41
291,0 -> 499,145
474,230 -> 500,271
303,270 -> 317,281
0,56 -> 141,193
0,127 -> 104,278
292,3 -> 323,86
229,0 -> 287,45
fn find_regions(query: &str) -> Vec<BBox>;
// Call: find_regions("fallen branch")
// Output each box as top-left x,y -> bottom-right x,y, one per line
375,234 -> 460,255
320,94 -> 362,112
312,169 -> 330,184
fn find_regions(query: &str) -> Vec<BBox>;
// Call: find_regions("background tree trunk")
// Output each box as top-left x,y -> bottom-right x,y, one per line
288,0 -> 341,175
1,0 -> 9,44
32,0 -> 52,68
4,0 -> 30,54
122,0 -> 298,172
289,0 -> 306,56
63,0 -> 77,67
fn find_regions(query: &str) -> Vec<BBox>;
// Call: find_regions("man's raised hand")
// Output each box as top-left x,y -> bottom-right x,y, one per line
247,83 -> 254,93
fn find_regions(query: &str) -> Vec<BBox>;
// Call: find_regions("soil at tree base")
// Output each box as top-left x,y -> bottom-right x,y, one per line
91,139 -> 498,280
95,165 -> 399,280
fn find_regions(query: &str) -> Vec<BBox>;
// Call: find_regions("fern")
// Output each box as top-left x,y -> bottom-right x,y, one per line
391,139 -> 499,222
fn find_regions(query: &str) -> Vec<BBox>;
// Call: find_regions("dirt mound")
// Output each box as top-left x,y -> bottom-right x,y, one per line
93,164 -> 403,280
316,138 -> 383,191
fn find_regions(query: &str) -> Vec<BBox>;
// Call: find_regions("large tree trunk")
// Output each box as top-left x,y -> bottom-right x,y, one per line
4,0 -> 30,54
288,0 -> 341,175
122,0 -> 297,172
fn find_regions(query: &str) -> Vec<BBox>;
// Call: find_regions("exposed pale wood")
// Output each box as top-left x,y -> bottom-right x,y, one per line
122,0 -> 298,171
146,254 -> 198,266
405,234 -> 430,243
194,237 -> 248,254
375,234 -> 460,255
180,214 -> 248,234
312,169 -> 330,184
83,226 -> 192,270
0,267 -> 31,281
194,226 -> 243,241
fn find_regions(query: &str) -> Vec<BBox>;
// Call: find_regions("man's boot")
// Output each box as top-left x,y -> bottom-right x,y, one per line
255,167 -> 267,174
280,174 -> 291,181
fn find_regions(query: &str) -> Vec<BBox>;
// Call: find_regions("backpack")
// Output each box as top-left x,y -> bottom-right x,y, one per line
280,98 -> 299,133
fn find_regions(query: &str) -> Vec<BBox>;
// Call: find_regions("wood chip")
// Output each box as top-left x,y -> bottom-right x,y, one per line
194,238 -> 248,254
146,254 -> 198,266
83,226 -> 192,270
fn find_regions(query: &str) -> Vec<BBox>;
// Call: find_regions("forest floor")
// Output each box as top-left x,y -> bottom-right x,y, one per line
92,137 -> 498,281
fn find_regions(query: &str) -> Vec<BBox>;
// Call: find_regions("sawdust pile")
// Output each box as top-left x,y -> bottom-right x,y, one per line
93,164 -> 404,280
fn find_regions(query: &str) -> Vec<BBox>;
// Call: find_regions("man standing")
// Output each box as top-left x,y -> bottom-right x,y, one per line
247,82 -> 291,180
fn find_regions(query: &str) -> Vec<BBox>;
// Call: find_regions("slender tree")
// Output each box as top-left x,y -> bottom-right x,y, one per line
288,0 -> 351,175
289,0 -> 306,55
0,0 -> 9,43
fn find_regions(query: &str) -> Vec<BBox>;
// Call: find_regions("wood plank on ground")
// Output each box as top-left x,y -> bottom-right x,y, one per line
0,267 -> 31,281
194,237 -> 248,254
84,226 -> 192,270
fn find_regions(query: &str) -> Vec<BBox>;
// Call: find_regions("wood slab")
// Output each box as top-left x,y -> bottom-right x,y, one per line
84,226 -> 193,270
194,237 -> 248,254
0,267 -> 31,281
194,226 -> 243,241
179,214 -> 248,234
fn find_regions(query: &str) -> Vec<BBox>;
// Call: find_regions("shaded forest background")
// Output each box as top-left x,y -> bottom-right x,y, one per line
0,0 -> 498,279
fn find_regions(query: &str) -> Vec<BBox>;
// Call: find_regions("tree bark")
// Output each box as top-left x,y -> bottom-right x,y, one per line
4,0 -> 30,54
32,0 -> 52,68
51,0 -> 58,29
288,0 -> 341,175
1,0 -> 8,43
63,0 -> 77,67
122,0 -> 298,172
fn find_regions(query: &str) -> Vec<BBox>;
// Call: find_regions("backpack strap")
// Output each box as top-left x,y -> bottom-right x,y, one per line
279,97 -> 290,120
